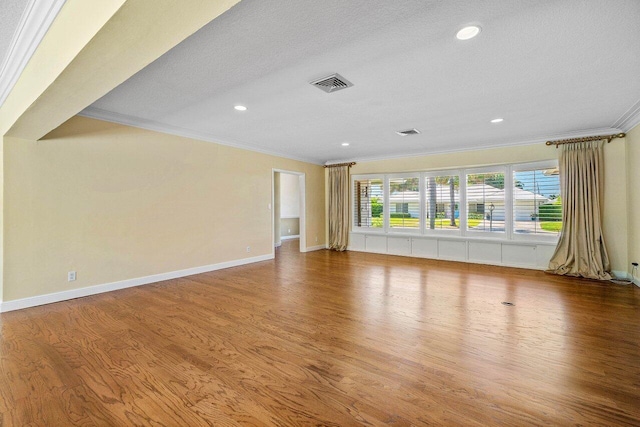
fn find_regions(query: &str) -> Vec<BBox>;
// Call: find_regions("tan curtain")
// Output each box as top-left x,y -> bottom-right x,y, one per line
547,140 -> 611,280
328,166 -> 350,251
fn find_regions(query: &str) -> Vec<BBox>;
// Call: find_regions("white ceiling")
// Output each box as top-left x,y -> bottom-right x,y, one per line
83,0 -> 640,165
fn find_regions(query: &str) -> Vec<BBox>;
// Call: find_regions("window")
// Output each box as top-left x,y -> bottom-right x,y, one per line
424,174 -> 460,230
513,165 -> 562,237
351,160 -> 560,242
466,171 -> 506,233
353,178 -> 384,229
388,176 -> 420,230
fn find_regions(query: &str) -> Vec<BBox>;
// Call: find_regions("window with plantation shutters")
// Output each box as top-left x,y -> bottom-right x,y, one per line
513,165 -> 562,236
351,160 -> 560,243
353,177 -> 384,229
424,174 -> 460,231
388,176 -> 420,230
466,170 -> 506,233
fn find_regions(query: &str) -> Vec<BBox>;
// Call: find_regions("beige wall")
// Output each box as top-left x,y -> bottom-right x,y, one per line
351,141 -> 629,274
3,116 -> 325,301
280,172 -> 300,218
279,172 -> 300,238
602,139 -> 628,273
626,124 -> 640,280
274,172 -> 281,246
280,218 -> 300,237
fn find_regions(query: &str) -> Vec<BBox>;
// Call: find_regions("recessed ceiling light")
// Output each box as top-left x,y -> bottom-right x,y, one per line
234,105 -> 247,111
341,142 -> 350,147
456,25 -> 481,40
490,118 -> 504,123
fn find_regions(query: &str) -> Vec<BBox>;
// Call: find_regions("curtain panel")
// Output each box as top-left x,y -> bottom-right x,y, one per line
547,140 -> 611,280
328,166 -> 350,251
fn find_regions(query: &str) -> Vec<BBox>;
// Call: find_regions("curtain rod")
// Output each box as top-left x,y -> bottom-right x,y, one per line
545,132 -> 625,148
324,162 -> 356,168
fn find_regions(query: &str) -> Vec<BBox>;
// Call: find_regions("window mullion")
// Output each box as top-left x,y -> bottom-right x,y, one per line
419,173 -> 426,234
460,169 -> 467,235
505,165 -> 514,240
384,175 -> 390,232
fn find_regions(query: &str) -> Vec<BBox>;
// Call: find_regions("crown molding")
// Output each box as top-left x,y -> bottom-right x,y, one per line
79,107 -> 324,165
325,126 -> 625,165
82,106 -> 626,167
0,0 -> 67,107
612,98 -> 640,132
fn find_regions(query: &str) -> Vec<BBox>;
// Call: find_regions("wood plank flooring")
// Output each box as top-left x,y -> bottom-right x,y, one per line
1,239 -> 639,425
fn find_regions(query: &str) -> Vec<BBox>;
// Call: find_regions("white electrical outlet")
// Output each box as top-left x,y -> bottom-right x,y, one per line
246,246 -> 251,253
68,271 -> 76,282
315,236 -> 318,243
288,228 -> 291,233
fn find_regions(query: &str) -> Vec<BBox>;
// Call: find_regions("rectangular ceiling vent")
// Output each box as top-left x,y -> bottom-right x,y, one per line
396,128 -> 421,136
310,73 -> 353,93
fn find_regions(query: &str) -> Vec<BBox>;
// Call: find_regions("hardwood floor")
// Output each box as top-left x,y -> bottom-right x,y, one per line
1,240 -> 639,425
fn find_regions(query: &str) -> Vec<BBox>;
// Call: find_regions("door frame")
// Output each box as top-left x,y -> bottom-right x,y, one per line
272,169 -> 306,255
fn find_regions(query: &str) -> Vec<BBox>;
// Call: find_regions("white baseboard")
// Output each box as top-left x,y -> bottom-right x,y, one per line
611,270 -> 631,280
611,270 -> 640,286
302,244 -> 326,253
281,235 -> 300,241
612,270 -> 628,280
0,253 -> 273,313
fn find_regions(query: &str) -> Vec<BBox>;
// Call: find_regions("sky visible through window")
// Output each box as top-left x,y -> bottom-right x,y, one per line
515,169 -> 560,198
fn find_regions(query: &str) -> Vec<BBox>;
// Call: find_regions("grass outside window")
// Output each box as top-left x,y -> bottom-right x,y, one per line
540,222 -> 563,232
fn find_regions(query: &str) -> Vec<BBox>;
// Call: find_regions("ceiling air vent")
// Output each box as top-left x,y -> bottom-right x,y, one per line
310,73 -> 353,93
396,128 -> 421,136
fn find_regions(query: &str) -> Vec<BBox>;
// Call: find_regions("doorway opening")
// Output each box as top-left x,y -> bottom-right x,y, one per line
272,170 -> 306,256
